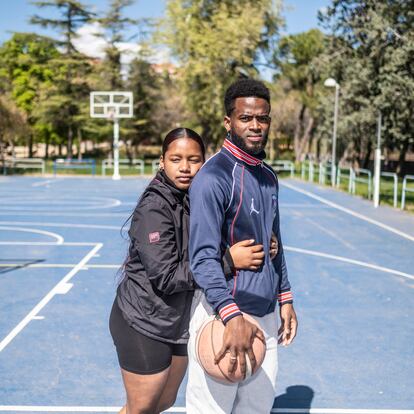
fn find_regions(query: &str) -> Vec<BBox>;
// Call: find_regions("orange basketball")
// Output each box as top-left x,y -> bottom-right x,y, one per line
195,313 -> 266,384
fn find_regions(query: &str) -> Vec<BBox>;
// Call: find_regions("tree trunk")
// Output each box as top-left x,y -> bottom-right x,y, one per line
396,139 -> 408,177
362,140 -> 372,169
77,128 -> 83,160
294,105 -> 306,162
67,126 -> 73,159
28,134 -> 33,158
125,140 -> 133,163
45,135 -> 49,159
297,114 -> 314,158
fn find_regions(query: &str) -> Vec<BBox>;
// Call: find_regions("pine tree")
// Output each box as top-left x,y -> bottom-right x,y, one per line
30,0 -> 95,158
97,0 -> 138,90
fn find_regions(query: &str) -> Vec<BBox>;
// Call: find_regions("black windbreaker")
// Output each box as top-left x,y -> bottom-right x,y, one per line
116,171 -> 235,344
117,171 -> 194,343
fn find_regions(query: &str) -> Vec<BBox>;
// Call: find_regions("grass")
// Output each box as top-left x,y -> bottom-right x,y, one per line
297,168 -> 414,213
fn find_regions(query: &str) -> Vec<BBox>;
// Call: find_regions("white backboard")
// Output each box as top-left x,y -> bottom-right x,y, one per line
90,91 -> 133,119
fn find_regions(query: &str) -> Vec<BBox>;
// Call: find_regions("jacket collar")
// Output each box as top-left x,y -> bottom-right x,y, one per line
222,138 -> 264,166
151,171 -> 189,209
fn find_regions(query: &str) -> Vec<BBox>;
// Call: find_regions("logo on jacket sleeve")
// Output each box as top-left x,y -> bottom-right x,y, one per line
149,231 -> 160,243
272,194 -> 278,217
272,194 -> 277,209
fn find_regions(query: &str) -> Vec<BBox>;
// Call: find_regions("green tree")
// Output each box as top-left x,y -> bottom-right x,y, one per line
97,0 -> 138,90
317,0 -> 414,173
273,29 -> 326,161
31,0 -> 95,55
0,94 -> 30,160
31,0 -> 95,158
126,58 -> 160,148
160,0 -> 282,148
0,33 -> 59,157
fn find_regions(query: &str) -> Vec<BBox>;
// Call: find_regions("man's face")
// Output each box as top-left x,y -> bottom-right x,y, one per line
224,97 -> 271,155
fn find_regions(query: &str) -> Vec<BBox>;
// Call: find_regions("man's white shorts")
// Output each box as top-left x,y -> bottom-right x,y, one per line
186,290 -> 279,414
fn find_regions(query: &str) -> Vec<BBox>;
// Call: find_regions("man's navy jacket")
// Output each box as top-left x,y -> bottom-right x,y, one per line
189,138 -> 293,324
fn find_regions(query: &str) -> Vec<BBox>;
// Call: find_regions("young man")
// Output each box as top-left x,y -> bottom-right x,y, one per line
187,78 -> 298,413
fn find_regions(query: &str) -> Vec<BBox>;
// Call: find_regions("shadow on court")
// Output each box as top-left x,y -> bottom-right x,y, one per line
0,258 -> 45,274
274,385 -> 314,409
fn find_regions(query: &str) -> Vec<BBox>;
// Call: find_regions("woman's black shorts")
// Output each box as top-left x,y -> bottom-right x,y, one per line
109,299 -> 187,375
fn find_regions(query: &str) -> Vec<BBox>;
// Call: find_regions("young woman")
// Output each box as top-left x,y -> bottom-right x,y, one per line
109,128 -> 272,414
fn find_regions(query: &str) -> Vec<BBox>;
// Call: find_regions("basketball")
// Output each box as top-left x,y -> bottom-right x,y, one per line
195,313 -> 266,384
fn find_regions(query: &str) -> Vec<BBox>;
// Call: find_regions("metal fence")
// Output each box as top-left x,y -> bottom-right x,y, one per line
318,163 -> 334,185
350,168 -> 372,199
401,175 -> 414,210
301,161 -> 317,182
151,159 -> 160,174
2,158 -> 45,175
304,162 -> 410,209
53,159 -> 96,176
268,160 -> 295,177
336,166 -> 353,192
380,172 -> 398,208
102,158 -> 144,176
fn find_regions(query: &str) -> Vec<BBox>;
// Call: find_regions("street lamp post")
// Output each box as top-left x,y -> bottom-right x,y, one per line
324,78 -> 340,186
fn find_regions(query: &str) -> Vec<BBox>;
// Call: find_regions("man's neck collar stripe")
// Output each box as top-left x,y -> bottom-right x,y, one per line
223,139 -> 262,166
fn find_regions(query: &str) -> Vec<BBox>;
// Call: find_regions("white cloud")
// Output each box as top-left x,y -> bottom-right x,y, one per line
73,22 -> 108,59
72,22 -> 173,78
73,22 -> 142,62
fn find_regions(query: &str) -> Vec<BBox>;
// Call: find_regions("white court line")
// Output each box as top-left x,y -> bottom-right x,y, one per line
0,242 -> 96,246
2,245 -> 413,280
0,196 -> 122,211
0,221 -> 120,230
32,179 -> 55,187
0,226 -> 64,244
280,181 -> 414,243
280,203 -> 334,209
0,407 -> 413,414
0,243 -> 102,352
270,410 -> 414,414
0,212 -> 129,217
0,264 -> 120,269
284,246 -> 414,281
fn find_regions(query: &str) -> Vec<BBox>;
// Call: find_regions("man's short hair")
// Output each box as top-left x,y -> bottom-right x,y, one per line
224,78 -> 270,116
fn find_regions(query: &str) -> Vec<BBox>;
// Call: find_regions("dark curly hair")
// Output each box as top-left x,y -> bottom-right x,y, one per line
224,78 -> 270,116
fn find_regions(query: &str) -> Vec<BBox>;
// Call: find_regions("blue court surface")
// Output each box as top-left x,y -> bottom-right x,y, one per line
0,175 -> 413,414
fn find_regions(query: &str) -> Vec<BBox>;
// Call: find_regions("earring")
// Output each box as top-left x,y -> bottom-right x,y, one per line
226,131 -> 231,139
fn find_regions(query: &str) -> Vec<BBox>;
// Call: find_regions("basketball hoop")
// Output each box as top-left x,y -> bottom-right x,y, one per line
90,91 -> 133,119
107,108 -> 116,121
90,91 -> 133,180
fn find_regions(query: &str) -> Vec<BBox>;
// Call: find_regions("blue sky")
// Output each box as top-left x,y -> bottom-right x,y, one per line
0,0 -> 330,44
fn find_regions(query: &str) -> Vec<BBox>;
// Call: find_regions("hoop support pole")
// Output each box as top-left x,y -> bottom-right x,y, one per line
112,118 -> 121,180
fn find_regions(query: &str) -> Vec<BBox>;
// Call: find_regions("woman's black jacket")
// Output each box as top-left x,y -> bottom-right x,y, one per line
117,171 -> 195,343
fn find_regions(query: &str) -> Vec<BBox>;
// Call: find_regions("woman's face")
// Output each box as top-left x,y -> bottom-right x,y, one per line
160,137 -> 204,190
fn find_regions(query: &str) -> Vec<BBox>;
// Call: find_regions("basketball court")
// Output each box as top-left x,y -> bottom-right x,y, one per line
0,175 -> 413,413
